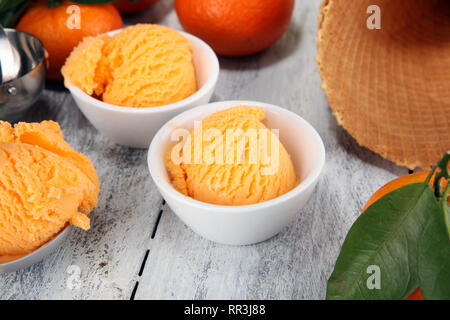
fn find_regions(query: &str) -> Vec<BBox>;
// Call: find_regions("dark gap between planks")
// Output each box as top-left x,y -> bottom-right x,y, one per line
130,199 -> 166,300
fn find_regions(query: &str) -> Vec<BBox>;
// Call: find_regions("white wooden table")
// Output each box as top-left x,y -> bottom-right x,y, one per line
0,0 -> 408,300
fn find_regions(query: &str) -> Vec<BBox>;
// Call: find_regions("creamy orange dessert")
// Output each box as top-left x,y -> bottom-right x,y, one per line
165,106 -> 298,205
0,121 -> 99,263
62,24 -> 197,108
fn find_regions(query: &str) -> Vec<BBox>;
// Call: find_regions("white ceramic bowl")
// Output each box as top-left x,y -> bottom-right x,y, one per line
148,101 -> 326,245
67,29 -> 219,148
0,226 -> 71,273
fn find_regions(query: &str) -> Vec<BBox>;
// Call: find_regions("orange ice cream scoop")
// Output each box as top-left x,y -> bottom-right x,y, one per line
62,24 -> 197,108
165,106 -> 298,205
0,121 -> 99,262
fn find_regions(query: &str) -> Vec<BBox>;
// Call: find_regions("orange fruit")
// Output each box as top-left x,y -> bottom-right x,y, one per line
362,172 -> 430,212
363,171 -> 448,212
113,0 -> 159,14
363,171 -> 431,300
17,1 -> 123,81
175,0 -> 294,56
406,288 -> 424,300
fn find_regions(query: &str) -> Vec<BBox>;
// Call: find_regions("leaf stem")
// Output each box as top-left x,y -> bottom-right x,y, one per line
425,163 -> 438,185
442,183 -> 450,240
428,152 -> 450,199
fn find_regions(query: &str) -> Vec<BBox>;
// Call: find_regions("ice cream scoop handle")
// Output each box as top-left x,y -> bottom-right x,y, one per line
0,25 -> 18,84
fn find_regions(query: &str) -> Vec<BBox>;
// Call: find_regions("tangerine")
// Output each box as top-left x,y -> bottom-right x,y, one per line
175,0 -> 294,56
362,171 -> 430,300
17,1 -> 123,81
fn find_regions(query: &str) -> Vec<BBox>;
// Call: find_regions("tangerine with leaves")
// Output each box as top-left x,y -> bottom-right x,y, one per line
362,171 -> 448,300
175,0 -> 294,56
16,0 -> 123,81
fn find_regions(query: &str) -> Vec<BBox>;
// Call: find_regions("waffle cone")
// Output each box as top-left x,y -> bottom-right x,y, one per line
317,0 -> 450,169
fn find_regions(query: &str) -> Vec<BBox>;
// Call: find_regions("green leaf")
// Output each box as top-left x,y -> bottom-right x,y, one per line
0,0 -> 26,12
431,151 -> 450,237
327,183 -> 441,300
0,0 -> 28,27
418,201 -> 450,299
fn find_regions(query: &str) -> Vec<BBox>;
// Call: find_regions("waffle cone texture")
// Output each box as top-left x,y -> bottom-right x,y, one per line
317,0 -> 450,169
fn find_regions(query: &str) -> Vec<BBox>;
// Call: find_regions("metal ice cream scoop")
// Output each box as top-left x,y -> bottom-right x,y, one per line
0,27 -> 45,120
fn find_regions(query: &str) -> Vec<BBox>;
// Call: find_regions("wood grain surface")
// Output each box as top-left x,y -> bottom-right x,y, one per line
0,0 -> 408,300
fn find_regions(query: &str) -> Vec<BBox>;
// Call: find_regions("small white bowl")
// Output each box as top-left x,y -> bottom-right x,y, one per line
67,29 -> 219,148
148,101 -> 326,245
0,226 -> 71,273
